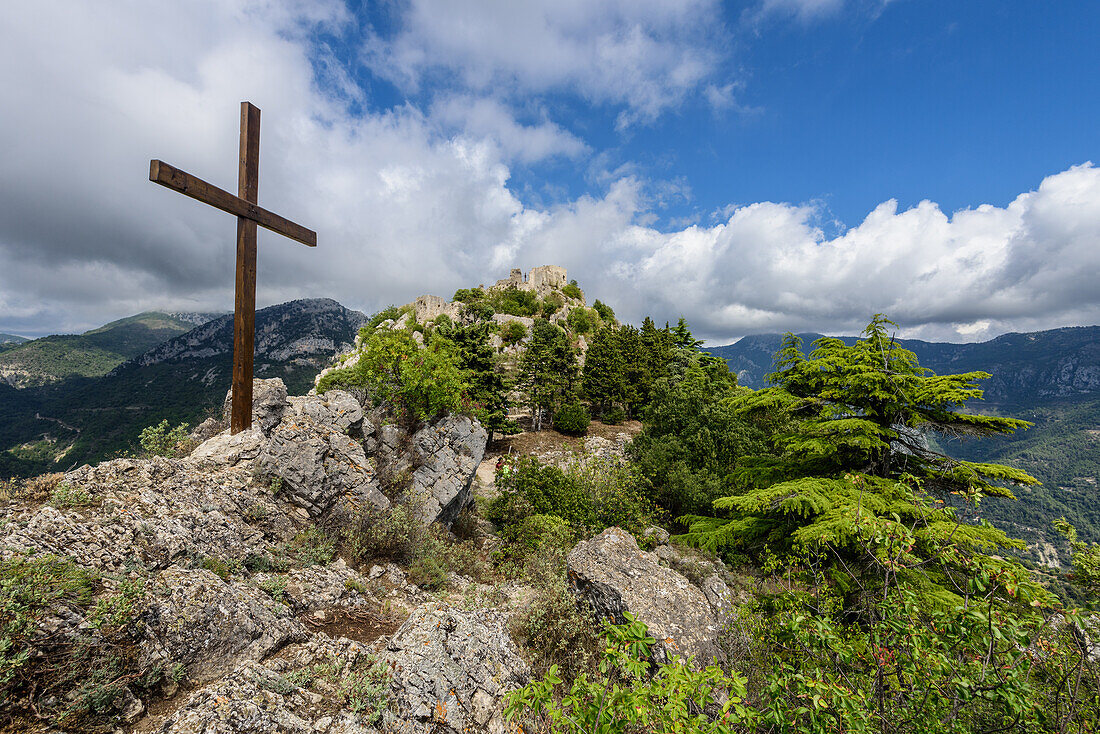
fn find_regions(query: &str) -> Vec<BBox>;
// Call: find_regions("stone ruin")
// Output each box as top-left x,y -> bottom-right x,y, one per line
407,265 -> 581,324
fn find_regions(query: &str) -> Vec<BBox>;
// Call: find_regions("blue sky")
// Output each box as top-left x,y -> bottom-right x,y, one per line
1,1 -> 1098,342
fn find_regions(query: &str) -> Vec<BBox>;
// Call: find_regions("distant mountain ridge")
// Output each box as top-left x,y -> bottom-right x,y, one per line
0,311 -> 221,388
0,299 -> 367,478
710,325 -> 1100,405
0,333 -> 29,345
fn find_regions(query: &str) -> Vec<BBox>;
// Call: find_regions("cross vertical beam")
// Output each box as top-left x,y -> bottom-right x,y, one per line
232,102 -> 260,434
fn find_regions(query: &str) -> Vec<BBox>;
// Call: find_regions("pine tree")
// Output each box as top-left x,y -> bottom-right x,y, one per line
520,320 -> 578,431
680,315 -> 1039,607
581,326 -> 625,416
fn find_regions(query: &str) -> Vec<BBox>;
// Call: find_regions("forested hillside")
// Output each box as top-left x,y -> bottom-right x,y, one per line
0,311 -> 218,388
0,300 -> 365,476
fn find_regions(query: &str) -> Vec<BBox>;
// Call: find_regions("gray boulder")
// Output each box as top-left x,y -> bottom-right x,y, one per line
255,392 -> 390,520
566,527 -> 726,666
377,415 -> 487,526
140,568 -> 308,684
221,377 -> 290,435
381,602 -> 528,734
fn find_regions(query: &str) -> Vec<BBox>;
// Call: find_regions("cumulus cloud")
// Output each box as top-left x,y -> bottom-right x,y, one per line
0,1 -> 1097,347
430,96 -> 589,164
364,0 -> 724,126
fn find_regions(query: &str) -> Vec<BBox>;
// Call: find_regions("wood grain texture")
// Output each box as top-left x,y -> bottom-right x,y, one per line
231,102 -> 261,434
148,160 -> 316,247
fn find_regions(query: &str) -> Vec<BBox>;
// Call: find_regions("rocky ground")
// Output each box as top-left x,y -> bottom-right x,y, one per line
0,380 -> 745,733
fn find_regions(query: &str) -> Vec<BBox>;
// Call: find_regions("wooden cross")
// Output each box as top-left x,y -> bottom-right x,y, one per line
149,101 -> 316,434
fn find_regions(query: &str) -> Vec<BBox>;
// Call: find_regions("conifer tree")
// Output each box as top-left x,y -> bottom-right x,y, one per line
520,320 -> 578,431
581,326 -> 625,416
681,314 -> 1039,606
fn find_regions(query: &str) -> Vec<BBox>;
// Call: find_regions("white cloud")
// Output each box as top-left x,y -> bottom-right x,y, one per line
431,96 -> 589,164
0,1 -> 1098,348
365,0 -> 724,125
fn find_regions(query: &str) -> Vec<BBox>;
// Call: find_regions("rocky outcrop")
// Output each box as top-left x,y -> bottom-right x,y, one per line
375,415 -> 488,526
141,568 -> 308,684
566,527 -> 728,666
381,602 -> 529,734
193,378 -> 485,527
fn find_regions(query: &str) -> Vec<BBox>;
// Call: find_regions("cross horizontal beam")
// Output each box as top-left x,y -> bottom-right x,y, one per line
149,159 -> 316,247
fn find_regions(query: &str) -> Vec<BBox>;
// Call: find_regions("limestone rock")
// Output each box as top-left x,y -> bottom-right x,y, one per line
221,377 -> 290,435
399,415 -> 488,526
381,602 -> 528,734
566,527 -> 725,666
140,568 -> 308,684
256,405 -> 389,521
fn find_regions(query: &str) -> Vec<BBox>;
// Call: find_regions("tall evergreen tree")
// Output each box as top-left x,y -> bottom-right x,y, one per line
520,320 -> 578,431
681,315 -> 1039,606
581,326 -> 625,416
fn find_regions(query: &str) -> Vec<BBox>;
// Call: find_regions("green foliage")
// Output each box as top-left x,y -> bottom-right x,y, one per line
286,652 -> 391,725
451,287 -> 485,304
488,286 -> 539,317
520,320 -> 579,431
566,307 -> 591,334
603,405 -> 626,425
630,349 -> 761,518
506,614 -> 756,733
435,320 -> 517,435
592,299 -> 615,323
49,481 -> 93,508
138,419 -> 191,457
540,292 -> 566,318
87,578 -> 144,630
0,554 -> 98,687
680,316 -> 1040,604
562,281 -> 583,300
317,328 -> 469,421
489,456 -> 658,536
199,555 -> 236,579
289,528 -> 336,566
489,457 -> 596,530
500,320 -> 528,345
500,514 -> 573,558
553,402 -> 590,435
581,318 -> 677,419
258,576 -> 288,603
367,304 -> 403,329
1054,518 -> 1100,594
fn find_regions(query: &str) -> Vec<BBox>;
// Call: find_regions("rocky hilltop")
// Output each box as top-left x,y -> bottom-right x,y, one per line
0,372 -> 731,733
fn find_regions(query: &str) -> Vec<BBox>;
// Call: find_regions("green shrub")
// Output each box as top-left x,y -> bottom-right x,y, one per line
139,419 -> 191,458
488,457 -> 596,530
289,528 -> 336,566
506,615 -> 757,732
488,287 -> 539,317
592,299 -> 615,322
431,314 -> 453,331
539,292 -> 565,317
367,305 -> 402,329
258,576 -> 288,603
500,320 -> 528,346
566,307 -> 591,334
199,556 -> 235,579
286,653 -> 391,725
333,502 -> 427,566
87,578 -> 144,631
562,281 -> 583,300
603,405 -> 627,425
317,329 -> 469,421
50,482 -> 93,508
0,554 -> 98,687
553,402 -> 590,435
501,514 -> 573,557
452,287 -> 485,303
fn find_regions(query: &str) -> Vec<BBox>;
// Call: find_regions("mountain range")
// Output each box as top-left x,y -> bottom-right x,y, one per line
0,311 -> 220,388
0,299 -> 366,478
1,301 -> 1097,565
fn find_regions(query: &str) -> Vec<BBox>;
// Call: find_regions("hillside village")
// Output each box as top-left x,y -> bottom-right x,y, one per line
0,268 -> 1098,733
